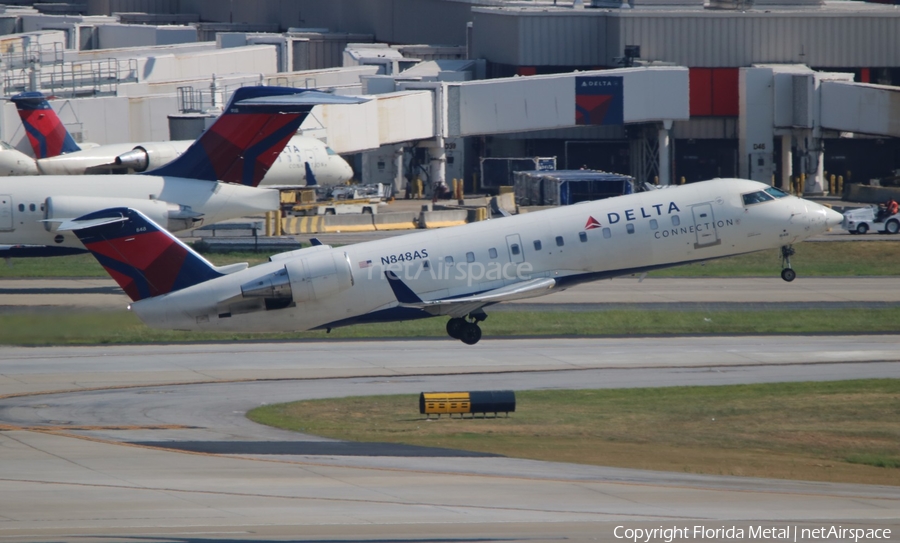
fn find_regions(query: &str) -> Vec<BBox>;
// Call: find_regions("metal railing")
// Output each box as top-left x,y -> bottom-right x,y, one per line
2,38 -> 139,98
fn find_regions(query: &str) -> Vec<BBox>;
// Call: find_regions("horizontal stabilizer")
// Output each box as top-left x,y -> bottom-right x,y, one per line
55,215 -> 128,232
0,244 -> 87,258
385,273 -> 557,317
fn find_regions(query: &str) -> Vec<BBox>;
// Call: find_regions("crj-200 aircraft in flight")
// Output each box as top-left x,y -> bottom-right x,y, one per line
2,91 -> 354,187
0,87 -> 367,257
67,178 -> 843,344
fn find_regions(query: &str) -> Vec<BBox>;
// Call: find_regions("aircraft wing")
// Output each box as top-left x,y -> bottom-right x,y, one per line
385,271 -> 557,317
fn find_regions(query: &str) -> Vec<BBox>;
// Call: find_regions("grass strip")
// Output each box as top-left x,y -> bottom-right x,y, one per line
247,379 -> 900,486
1,241 -> 899,278
648,241 -> 900,277
2,308 -> 900,345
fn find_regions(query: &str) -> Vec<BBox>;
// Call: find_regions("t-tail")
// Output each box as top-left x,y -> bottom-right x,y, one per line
147,87 -> 367,187
61,207 -> 224,302
11,92 -> 81,158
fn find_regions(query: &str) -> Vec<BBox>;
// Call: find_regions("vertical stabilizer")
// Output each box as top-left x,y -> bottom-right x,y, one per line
11,92 -> 81,158
147,87 -> 367,187
63,207 -> 223,302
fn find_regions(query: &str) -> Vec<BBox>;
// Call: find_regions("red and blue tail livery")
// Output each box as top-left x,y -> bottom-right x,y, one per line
147,87 -> 367,187
65,207 -> 222,302
11,92 -> 82,158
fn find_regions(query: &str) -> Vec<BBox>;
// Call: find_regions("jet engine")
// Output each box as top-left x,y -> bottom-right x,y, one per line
114,143 -> 184,172
240,251 -> 354,309
44,196 -> 202,232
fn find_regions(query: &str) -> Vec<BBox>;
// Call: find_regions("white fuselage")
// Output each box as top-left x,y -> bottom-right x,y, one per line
131,179 -> 841,332
0,176 -> 279,250
4,136 -> 353,187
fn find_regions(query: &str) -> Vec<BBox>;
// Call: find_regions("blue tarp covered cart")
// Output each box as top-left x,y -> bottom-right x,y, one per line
514,170 -> 634,206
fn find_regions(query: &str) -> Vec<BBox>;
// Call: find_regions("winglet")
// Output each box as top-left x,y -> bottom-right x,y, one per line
11,92 -> 81,158
385,270 -> 423,304
146,87 -> 367,187
65,207 -> 223,302
304,161 -> 318,186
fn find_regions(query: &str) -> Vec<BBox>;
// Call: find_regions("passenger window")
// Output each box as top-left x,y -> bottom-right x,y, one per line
602,228 -> 611,239
579,232 -> 587,242
626,224 -> 635,234
533,240 -> 542,251
511,244 -> 520,255
17,204 -> 24,212
672,215 -> 681,227
556,236 -> 564,247
444,256 -> 454,265
423,260 -> 430,270
650,219 -> 658,230
466,251 -> 475,263
29,203 -> 35,212
489,248 -> 498,259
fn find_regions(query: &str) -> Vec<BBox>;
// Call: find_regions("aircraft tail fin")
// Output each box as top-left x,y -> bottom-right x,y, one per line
62,207 -> 223,302
11,92 -> 81,158
147,87 -> 367,187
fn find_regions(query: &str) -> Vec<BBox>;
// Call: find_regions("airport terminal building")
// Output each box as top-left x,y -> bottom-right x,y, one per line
5,0 -> 900,194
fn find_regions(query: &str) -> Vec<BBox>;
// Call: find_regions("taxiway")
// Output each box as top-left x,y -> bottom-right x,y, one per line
0,337 -> 898,542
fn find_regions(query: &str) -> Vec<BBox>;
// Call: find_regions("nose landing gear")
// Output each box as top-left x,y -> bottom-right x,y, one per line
780,245 -> 796,282
446,311 -> 486,345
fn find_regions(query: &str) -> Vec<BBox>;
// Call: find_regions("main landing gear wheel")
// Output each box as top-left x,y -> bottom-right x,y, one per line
459,323 -> 482,345
780,245 -> 796,282
446,317 -> 466,339
447,311 -> 487,345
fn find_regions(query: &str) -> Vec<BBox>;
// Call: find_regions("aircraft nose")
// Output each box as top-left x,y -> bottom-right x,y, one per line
342,160 -> 354,182
824,206 -> 844,228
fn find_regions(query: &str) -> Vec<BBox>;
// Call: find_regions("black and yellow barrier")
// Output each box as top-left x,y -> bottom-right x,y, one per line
419,390 -> 516,418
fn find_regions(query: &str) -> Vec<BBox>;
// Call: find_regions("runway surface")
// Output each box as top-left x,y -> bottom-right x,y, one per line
1,337 -> 899,542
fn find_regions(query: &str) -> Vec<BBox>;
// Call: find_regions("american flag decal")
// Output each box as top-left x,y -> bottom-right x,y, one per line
359,260 -> 372,268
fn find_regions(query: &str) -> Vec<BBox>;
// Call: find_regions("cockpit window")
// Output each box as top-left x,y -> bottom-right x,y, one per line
764,187 -> 789,199
742,191 -> 775,206
325,146 -> 338,156
0,141 -> 12,150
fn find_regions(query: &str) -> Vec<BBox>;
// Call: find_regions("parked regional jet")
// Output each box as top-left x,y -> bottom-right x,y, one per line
0,87 -> 367,257
7,91 -> 354,187
66,178 -> 843,344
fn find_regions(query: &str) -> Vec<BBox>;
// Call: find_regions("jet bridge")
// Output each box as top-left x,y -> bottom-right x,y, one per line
305,66 -> 690,186
742,65 -> 900,195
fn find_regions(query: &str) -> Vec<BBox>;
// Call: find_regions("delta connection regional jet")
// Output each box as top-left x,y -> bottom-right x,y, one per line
65,178 -> 842,345
0,87 -> 366,258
